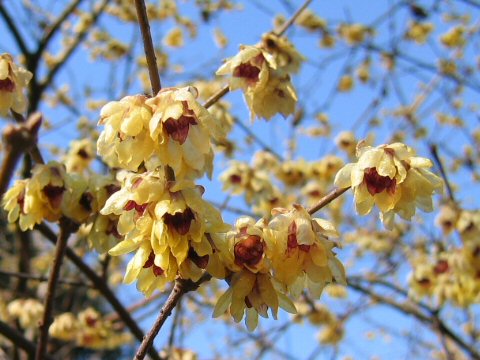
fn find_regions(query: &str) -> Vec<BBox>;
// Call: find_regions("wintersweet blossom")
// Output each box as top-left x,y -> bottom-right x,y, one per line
265,205 -> 345,297
0,53 -> 32,116
334,142 -> 443,228
145,86 -> 223,179
97,95 -> 155,171
102,171 -> 229,295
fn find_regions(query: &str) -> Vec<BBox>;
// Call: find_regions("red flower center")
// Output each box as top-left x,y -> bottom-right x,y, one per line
143,252 -> 164,277
233,63 -> 261,82
163,208 -> 195,235
164,115 -> 197,145
234,235 -> 264,267
0,78 -> 15,92
188,247 -> 209,269
364,168 -> 396,196
42,185 -> 65,208
287,221 -> 311,252
124,200 -> 148,214
433,259 -> 449,274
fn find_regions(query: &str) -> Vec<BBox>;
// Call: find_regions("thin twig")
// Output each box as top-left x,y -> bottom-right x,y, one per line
429,144 -> 455,203
274,0 -> 313,36
203,85 -> 229,109
0,320 -> 54,360
201,0 -> 313,109
348,280 -> 480,359
307,187 -> 350,215
35,217 -> 77,360
0,4 -> 30,55
0,269 -> 92,288
35,222 -> 163,360
134,0 -> 161,94
134,275 -> 211,360
0,113 -> 42,196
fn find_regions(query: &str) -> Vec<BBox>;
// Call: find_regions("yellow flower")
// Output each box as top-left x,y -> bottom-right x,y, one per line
213,270 -> 295,331
405,21 -> 434,44
216,45 -> 297,120
260,33 -> 305,73
334,142 -> 443,228
216,45 -> 274,92
163,27 -> 184,48
338,23 -> 372,45
213,27 -> 229,48
49,313 -> 78,341
0,53 -> 32,116
244,70 -> 297,119
7,299 -> 44,329
104,171 -> 229,295
440,26 -> 466,48
145,86 -> 223,179
295,9 -> 327,32
97,95 -> 155,171
265,205 -> 345,295
337,75 -> 354,92
24,162 -> 68,227
64,138 -> 96,173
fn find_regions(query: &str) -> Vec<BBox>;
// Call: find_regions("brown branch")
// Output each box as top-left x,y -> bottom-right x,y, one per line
348,280 -> 480,360
429,144 -> 455,203
134,0 -> 161,95
31,0 -> 110,113
35,217 -> 78,360
0,269 -> 92,288
0,4 -> 29,56
35,0 -> 85,59
0,320 -> 54,360
203,85 -> 229,109
0,113 -> 42,197
134,275 -> 211,360
307,187 -> 350,215
202,0 -> 313,109
35,222 -> 163,360
274,0 -> 313,36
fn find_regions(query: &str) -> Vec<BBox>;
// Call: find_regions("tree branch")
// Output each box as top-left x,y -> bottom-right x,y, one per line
35,217 -> 77,360
0,4 -> 30,55
0,320 -> 54,360
307,186 -> 350,215
134,275 -> 211,360
0,113 -> 42,197
35,222 -> 163,360
134,0 -> 161,95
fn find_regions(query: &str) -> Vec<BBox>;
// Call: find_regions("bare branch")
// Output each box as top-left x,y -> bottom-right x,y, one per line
134,0 -> 161,95
307,187 -> 350,215
35,217 -> 78,360
35,222 -> 163,360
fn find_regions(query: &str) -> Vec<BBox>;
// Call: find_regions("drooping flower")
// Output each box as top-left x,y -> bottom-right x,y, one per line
145,86 -> 223,179
97,95 -> 155,171
334,142 -> 443,228
64,138 -> 96,173
216,45 -> 297,120
265,205 -> 345,297
102,171 -> 229,295
0,53 -> 32,116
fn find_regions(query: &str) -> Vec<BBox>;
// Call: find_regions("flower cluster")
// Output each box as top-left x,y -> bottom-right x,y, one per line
216,32 -> 302,119
2,161 -> 119,245
213,205 -> 345,330
49,308 -> 132,350
334,142 -> 443,228
97,87 -> 223,178
409,248 -> 480,307
7,299 -> 44,329
101,170 -> 229,296
0,53 -> 32,116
